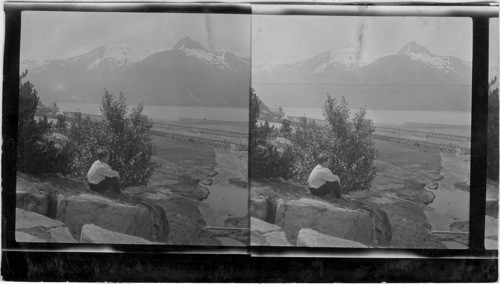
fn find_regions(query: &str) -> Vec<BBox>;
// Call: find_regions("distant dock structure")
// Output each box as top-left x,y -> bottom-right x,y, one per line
404,122 -> 471,131
178,118 -> 248,128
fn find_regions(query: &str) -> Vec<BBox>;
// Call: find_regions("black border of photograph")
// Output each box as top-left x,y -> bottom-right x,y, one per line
2,1 -> 498,282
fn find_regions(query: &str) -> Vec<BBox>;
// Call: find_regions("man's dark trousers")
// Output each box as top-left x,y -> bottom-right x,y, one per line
309,181 -> 341,199
88,177 -> 121,195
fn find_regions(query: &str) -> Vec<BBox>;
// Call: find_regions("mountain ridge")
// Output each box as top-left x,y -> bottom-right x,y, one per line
253,41 -> 473,111
22,37 -> 250,108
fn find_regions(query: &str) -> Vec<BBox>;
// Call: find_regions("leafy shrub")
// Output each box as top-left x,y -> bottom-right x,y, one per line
291,95 -> 378,192
249,88 -> 294,179
17,71 -> 73,174
68,90 -> 160,187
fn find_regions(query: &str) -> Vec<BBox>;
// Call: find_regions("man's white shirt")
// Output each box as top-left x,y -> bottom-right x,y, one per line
87,160 -> 119,184
307,164 -> 340,189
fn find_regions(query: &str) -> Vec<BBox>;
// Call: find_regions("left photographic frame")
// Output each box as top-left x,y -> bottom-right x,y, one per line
5,3 -> 251,249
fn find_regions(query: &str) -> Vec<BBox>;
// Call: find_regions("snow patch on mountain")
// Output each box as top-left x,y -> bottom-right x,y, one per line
88,43 -> 160,69
181,48 -> 230,70
398,41 -> 470,73
314,47 -> 362,74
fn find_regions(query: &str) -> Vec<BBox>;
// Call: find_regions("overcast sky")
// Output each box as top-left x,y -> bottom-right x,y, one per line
20,11 -> 498,68
253,15 -> 498,67
21,11 -> 250,61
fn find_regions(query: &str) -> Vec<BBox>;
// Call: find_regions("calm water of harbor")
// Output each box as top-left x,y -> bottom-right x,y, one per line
57,102 -> 249,122
281,107 -> 471,126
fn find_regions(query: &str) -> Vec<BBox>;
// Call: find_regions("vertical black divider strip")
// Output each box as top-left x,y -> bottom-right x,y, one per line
469,16 -> 489,251
2,8 -> 21,248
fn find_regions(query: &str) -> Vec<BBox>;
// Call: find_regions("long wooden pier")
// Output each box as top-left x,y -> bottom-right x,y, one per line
152,122 -> 248,139
373,134 -> 470,155
404,122 -> 471,130
150,130 -> 248,151
178,118 -> 249,127
375,126 -> 471,142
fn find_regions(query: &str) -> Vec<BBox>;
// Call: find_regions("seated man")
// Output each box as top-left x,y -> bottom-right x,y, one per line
87,148 -> 121,196
307,153 -> 342,200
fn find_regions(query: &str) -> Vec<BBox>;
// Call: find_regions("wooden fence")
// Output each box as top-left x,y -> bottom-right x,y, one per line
404,122 -> 471,130
373,134 -> 470,155
152,122 -> 248,139
375,126 -> 470,142
178,118 -> 248,127
150,129 -> 248,151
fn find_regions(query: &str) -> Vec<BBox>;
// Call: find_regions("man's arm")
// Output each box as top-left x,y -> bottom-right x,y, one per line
319,168 -> 340,183
96,164 -> 120,178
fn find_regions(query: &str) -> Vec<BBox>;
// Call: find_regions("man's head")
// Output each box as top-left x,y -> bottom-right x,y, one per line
317,153 -> 330,167
96,148 -> 110,163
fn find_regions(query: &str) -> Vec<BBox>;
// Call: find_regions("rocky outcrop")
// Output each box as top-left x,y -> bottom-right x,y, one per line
80,224 -> 154,244
56,194 -> 169,242
251,217 -> 291,246
250,197 -> 268,221
485,239 -> 498,250
16,208 -> 77,243
127,187 -> 220,246
170,179 -> 210,201
16,190 -> 50,216
274,198 -> 375,246
297,228 -> 368,248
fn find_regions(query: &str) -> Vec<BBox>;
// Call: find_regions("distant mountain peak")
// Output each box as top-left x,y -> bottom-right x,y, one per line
81,43 -> 160,69
173,36 -> 207,51
398,41 -> 433,56
314,46 -> 362,73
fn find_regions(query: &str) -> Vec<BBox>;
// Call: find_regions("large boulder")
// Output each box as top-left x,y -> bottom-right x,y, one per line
16,208 -> 77,243
134,188 -> 220,246
251,217 -> 291,246
485,239 -> 498,250
56,194 -> 168,242
80,224 -> 154,244
485,216 -> 498,239
297,228 -> 368,248
250,197 -> 268,221
275,198 -> 374,246
16,172 -> 95,219
16,190 -> 49,216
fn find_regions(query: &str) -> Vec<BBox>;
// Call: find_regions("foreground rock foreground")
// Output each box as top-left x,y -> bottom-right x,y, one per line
56,193 -> 167,242
275,198 -> 375,245
80,224 -> 154,244
15,173 -> 223,245
250,179 -> 392,247
297,228 -> 368,248
16,208 -> 77,243
250,217 -> 291,246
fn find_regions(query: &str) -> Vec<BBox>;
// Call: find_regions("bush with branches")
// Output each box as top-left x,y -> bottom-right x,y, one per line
290,95 -> 378,192
17,70 -> 74,174
68,90 -> 160,187
249,88 -> 294,179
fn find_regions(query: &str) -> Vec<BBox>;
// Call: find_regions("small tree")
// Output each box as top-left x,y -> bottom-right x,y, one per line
68,90 -> 160,187
17,70 -> 73,174
290,95 -> 378,192
279,118 -> 293,139
249,88 -> 294,179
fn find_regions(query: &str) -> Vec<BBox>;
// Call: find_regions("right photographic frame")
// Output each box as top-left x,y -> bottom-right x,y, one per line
249,5 -> 498,250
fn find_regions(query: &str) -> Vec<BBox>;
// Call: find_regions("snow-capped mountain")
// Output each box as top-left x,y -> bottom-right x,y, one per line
397,41 -> 471,72
81,43 -> 161,69
21,37 -> 250,107
314,46 -> 364,74
253,41 -> 473,111
173,36 -> 232,70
